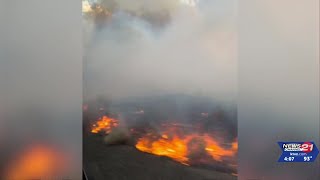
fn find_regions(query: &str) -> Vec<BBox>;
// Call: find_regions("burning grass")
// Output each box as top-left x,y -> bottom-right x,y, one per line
135,131 -> 237,166
90,115 -> 237,168
91,115 -> 119,134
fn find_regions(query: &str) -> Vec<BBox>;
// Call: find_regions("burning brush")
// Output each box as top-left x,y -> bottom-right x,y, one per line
91,115 -> 119,134
135,130 -> 238,166
89,115 -> 238,169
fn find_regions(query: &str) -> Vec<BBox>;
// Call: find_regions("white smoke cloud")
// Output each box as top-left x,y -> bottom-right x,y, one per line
84,0 -> 237,103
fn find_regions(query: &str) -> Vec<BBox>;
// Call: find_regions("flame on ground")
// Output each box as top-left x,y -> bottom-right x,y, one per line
136,132 -> 237,165
203,134 -> 237,162
91,115 -> 119,134
90,116 -> 237,166
136,134 -> 193,165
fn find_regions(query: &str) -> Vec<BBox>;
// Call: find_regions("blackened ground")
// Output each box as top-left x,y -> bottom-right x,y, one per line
83,134 -> 236,180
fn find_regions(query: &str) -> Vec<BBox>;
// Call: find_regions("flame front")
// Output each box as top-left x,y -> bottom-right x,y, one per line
91,115 -> 119,134
136,131 -> 237,165
136,134 -> 191,165
203,135 -> 237,162
90,116 -> 237,166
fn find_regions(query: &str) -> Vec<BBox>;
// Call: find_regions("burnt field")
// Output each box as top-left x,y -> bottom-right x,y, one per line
83,95 -> 237,180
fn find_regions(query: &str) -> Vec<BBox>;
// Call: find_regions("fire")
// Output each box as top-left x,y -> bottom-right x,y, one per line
91,115 -> 119,134
203,135 -> 237,162
136,131 -> 237,165
89,116 -> 237,167
4,145 -> 68,180
136,134 -> 192,165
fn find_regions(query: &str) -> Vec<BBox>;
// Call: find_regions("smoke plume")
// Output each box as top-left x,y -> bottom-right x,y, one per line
83,0 -> 237,103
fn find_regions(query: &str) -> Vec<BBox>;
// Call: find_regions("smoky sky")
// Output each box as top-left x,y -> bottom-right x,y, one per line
83,0 -> 237,103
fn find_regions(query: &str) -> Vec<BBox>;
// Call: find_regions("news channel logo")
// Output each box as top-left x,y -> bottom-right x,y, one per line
278,142 -> 319,162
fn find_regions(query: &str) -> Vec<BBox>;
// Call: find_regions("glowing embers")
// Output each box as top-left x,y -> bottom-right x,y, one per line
91,115 -> 119,134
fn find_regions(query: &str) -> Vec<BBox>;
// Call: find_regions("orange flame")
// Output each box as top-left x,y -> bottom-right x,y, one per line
203,135 -> 237,162
90,116 -> 237,166
136,134 -> 193,165
91,115 -> 119,134
136,132 -> 237,165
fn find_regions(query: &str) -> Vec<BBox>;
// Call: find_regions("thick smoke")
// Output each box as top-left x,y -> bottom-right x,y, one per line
83,0 -> 237,103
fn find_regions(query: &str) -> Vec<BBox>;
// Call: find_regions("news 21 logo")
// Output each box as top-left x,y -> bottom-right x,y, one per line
278,142 -> 319,162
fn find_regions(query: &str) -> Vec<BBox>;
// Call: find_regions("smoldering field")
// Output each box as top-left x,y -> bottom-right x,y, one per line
83,94 -> 238,180
83,0 -> 237,179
